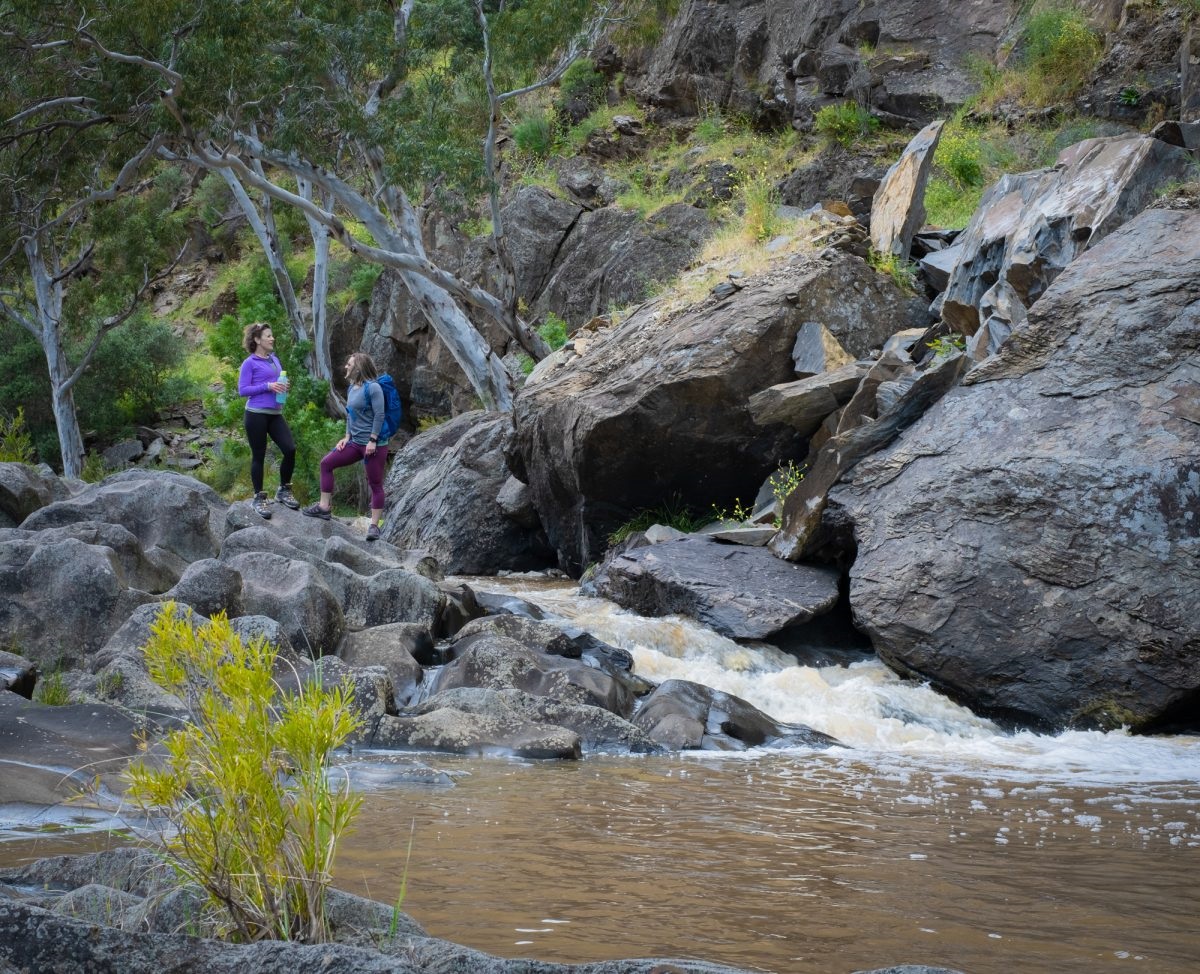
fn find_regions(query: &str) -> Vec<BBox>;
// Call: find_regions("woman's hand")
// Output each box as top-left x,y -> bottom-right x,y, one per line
268,381 -> 284,393
336,436 -> 349,451
365,440 -> 377,456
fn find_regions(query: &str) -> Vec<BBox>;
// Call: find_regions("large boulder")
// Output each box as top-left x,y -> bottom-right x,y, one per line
587,536 -> 841,641
0,462 -> 71,526
381,412 -> 553,574
0,535 -> 155,669
940,134 -> 1194,355
21,470 -> 228,579
870,120 -> 944,261
510,251 -> 928,573
829,208 -> 1200,730
531,203 -> 715,326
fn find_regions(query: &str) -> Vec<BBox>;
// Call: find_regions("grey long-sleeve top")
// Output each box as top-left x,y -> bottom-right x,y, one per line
346,381 -> 386,445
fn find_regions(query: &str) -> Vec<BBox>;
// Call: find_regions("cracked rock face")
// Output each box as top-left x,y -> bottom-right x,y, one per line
828,208 -> 1200,730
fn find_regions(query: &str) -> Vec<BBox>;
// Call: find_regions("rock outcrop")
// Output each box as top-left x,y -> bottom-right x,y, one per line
638,0 -> 1020,127
511,250 -> 928,573
381,411 -> 553,574
940,134 -> 1194,356
828,207 -> 1200,730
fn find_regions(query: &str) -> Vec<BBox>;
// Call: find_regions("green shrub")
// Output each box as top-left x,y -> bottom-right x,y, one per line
935,132 -> 986,188
1021,4 -> 1103,103
0,408 -> 35,463
814,103 -> 879,147
79,451 -> 109,484
537,313 -> 569,351
348,263 -> 383,304
558,58 -> 606,108
123,604 -> 363,944
512,109 -> 556,158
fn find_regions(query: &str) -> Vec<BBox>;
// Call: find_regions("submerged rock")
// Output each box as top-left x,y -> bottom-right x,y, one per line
632,679 -> 839,751
588,536 -> 840,640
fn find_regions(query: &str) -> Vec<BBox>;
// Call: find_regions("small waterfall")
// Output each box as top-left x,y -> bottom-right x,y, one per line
474,579 -> 1200,785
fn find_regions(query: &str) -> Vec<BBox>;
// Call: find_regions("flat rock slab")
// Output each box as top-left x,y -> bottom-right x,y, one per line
0,693 -> 142,804
588,537 -> 840,639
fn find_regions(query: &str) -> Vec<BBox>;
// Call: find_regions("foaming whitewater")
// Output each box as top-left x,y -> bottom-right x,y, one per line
476,579 -> 1200,786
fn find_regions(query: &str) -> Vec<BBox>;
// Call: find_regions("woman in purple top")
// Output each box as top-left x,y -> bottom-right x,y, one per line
237,322 -> 298,519
302,352 -> 390,541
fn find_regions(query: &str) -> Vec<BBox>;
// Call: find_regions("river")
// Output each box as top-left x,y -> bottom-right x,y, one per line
3,579 -> 1198,973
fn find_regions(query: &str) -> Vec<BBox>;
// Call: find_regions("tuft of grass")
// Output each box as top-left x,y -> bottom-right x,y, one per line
814,103 -> 879,147
34,669 -> 71,706
868,249 -> 920,294
608,495 -> 706,546
79,451 -> 109,484
512,109 -> 556,159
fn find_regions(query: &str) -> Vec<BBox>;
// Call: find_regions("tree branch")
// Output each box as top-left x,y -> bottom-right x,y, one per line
5,96 -> 100,126
61,238 -> 189,393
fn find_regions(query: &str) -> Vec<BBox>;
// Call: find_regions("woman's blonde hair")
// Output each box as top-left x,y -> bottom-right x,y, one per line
345,352 -> 380,385
242,321 -> 272,354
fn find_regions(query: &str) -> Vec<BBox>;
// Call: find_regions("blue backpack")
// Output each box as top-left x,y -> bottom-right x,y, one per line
373,374 -> 404,441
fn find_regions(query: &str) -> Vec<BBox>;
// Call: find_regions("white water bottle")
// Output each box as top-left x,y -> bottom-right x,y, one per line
276,371 -> 288,404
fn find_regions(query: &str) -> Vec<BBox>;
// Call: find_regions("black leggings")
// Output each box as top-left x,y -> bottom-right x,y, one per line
244,411 -> 296,494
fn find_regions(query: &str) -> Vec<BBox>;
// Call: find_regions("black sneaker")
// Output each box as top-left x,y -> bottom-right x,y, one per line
252,492 -> 272,520
301,502 -> 331,521
275,485 -> 300,510
366,522 -> 381,542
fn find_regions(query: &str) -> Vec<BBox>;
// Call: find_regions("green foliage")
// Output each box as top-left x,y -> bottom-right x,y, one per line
741,175 -> 782,242
79,452 -> 109,484
538,313 -> 569,351
868,249 -> 920,294
768,461 -> 805,514
608,495 -> 705,546
1118,86 -> 1141,107
935,132 -> 986,189
348,263 -> 383,305
558,57 -> 606,107
927,334 -> 967,358
814,103 -> 879,147
709,496 -> 756,526
123,604 -> 363,944
0,408 -> 35,463
924,178 -> 985,230
693,110 -> 727,143
1020,3 -> 1103,104
512,108 -> 557,159
415,415 -> 451,433
34,669 -> 70,706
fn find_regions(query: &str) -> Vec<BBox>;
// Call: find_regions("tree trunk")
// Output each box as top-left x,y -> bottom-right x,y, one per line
48,350 -> 86,479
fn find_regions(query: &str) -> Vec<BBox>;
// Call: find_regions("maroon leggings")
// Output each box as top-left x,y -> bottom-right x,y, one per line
318,441 -> 389,509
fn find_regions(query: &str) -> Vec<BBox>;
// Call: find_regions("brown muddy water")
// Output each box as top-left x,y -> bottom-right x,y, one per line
3,582 -> 1199,973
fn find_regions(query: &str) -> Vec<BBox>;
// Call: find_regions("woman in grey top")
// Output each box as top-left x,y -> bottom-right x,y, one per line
301,353 -> 390,540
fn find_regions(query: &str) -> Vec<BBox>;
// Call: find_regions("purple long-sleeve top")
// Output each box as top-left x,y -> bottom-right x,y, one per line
238,354 -> 284,412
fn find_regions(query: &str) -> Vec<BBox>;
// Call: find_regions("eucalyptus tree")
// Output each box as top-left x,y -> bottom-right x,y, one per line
0,16 -> 187,476
6,0 -> 641,412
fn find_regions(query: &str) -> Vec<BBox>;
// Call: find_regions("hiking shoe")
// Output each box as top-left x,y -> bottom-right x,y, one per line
275,485 -> 300,510
301,502 -> 331,521
366,522 -> 381,542
252,492 -> 272,520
